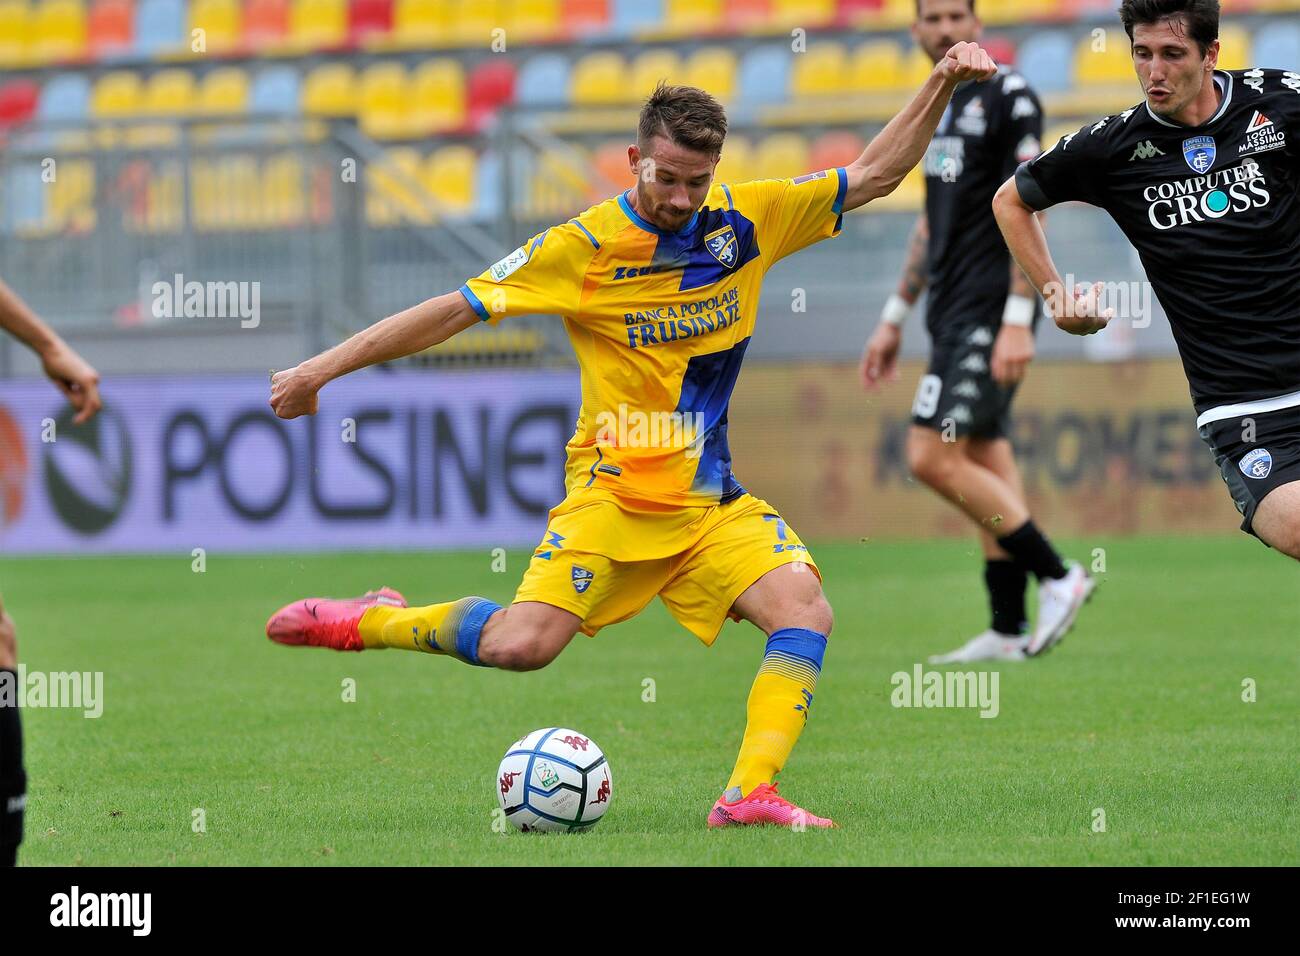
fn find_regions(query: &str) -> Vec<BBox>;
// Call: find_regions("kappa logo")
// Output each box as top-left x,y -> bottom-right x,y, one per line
1183,135 -> 1217,173
1130,140 -> 1166,161
589,772 -> 611,806
499,770 -> 520,797
571,565 -> 595,594
958,353 -> 988,374
1015,134 -> 1041,163
966,326 -> 993,346
1243,68 -> 1265,94
1239,448 -> 1273,479
1010,96 -> 1038,120
952,379 -> 981,399
557,734 -> 590,751
704,225 -> 738,268
944,405 -> 973,425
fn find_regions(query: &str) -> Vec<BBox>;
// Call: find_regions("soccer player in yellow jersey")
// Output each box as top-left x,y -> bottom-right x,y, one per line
267,41 -> 999,828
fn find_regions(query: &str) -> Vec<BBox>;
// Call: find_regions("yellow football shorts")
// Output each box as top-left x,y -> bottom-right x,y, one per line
513,490 -> 820,645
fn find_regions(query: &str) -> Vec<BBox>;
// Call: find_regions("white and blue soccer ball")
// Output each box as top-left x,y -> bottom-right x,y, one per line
496,727 -> 613,833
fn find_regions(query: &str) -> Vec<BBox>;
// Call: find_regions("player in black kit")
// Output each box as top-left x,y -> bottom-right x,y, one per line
996,0 -> 1300,561
861,0 -> 1095,663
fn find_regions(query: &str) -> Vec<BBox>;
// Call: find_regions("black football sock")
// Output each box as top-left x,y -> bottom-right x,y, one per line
984,559 -> 1029,636
0,669 -> 25,867
996,520 -> 1069,581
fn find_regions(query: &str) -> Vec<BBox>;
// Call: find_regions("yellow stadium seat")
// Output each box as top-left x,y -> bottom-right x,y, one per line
1076,30 -> 1136,85
32,0 -> 87,65
714,134 -> 751,184
630,48 -> 684,102
289,0 -> 346,51
143,69 -> 196,114
410,59 -> 465,133
392,0 -> 452,48
190,0 -> 243,54
0,2 -> 34,69
450,0 -> 500,46
261,152 -> 306,227
426,145 -> 476,215
903,47 -> 932,88
979,0 -> 1058,27
46,157 -> 96,234
664,0 -> 720,32
1216,24 -> 1252,71
367,147 -> 428,226
752,132 -> 809,181
770,0 -> 833,28
91,70 -> 143,116
525,146 -> 590,220
198,67 -> 249,115
684,46 -> 737,102
509,0 -> 560,43
302,63 -> 358,116
877,0 -> 913,28
871,163 -> 923,212
570,51 -> 626,106
791,41 -> 848,98
851,41 -> 906,93
359,62 -> 411,140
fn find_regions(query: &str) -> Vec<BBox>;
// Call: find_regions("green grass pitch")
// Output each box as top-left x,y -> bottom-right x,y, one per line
3,534 -> 1297,866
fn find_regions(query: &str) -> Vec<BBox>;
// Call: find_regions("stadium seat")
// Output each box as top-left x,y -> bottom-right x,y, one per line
713,133 -> 751,183
791,41 -> 848,97
1215,24 -> 1252,71
366,146 -> 426,226
0,2 -> 33,69
466,59 -> 516,128
684,46 -> 737,102
850,40 -> 904,93
0,80 -> 40,127
1253,20 -> 1300,70
348,0 -> 392,45
91,69 -> 143,116
515,53 -> 569,106
511,0 -> 561,43
564,0 -> 609,37
610,0 -> 662,36
450,0 -> 501,46
197,66 -> 250,115
663,0 -> 720,32
410,59 -> 466,132
37,71 -> 90,120
134,0 -> 185,57
358,61 -> 411,139
250,65 -> 300,114
1075,30 -> 1135,86
189,0 -> 242,54
243,0 -> 290,49
722,0 -> 772,32
427,145 -> 476,215
289,0 -> 347,51
4,165 -> 48,234
302,62 -> 358,116
770,0 -> 833,27
143,68 -> 196,114
474,148 -> 502,218
391,0 -> 450,47
593,140 -> 634,193
1017,30 -> 1073,94
809,129 -> 864,171
630,48 -> 684,101
32,0 -> 88,65
752,132 -> 809,180
737,46 -> 791,105
261,151 -> 306,227
87,0 -> 132,57
571,51 -> 627,106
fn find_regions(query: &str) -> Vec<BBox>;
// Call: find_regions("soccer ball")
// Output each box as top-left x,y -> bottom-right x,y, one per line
496,727 -> 613,833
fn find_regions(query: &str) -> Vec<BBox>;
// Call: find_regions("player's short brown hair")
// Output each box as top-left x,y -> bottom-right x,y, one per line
915,0 -> 976,14
637,83 -> 728,157
1120,0 -> 1220,56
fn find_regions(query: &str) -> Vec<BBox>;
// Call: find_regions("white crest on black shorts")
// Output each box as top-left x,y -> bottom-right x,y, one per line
1239,448 -> 1273,479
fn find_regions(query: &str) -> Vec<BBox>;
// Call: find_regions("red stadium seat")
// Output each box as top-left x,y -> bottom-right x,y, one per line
809,130 -> 865,171
723,0 -> 772,29
467,59 -> 516,128
0,79 -> 39,127
348,0 -> 392,45
565,0 -> 609,36
982,35 -> 1018,68
244,0 -> 289,49
88,0 -> 133,57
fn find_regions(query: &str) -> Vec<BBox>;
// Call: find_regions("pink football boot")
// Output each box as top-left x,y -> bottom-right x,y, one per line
265,587 -> 406,652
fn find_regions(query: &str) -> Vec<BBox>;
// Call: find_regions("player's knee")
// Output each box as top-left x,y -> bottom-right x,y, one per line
783,587 -> 834,637
493,635 -> 561,672
906,437 -> 955,489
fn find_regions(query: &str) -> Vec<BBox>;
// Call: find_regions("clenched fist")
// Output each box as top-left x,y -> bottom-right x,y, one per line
269,364 -> 324,419
936,41 -> 999,85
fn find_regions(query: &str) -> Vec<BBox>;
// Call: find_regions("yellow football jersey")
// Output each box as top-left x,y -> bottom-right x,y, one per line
460,168 -> 848,507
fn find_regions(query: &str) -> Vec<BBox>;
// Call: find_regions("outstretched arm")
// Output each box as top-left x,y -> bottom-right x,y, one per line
270,290 -> 479,419
842,41 -> 997,212
0,277 -> 101,423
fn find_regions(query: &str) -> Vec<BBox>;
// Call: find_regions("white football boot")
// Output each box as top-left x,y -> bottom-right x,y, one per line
1027,561 -> 1096,657
928,630 -> 1030,664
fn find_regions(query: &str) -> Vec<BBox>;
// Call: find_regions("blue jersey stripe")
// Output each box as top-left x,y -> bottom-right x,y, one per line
458,283 -> 490,321
569,219 -> 601,249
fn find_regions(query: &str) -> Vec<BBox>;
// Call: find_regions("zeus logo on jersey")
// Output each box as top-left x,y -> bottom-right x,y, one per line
1143,159 -> 1270,230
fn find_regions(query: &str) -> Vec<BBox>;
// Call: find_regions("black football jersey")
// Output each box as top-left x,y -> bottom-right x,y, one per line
1016,68 -> 1300,416
924,68 -> 1045,341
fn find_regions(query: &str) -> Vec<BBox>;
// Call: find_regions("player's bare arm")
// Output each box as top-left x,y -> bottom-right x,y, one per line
989,217 -> 1045,387
0,277 -> 101,424
842,41 -> 998,211
861,213 -> 928,390
993,177 -> 1113,336
269,290 -> 479,420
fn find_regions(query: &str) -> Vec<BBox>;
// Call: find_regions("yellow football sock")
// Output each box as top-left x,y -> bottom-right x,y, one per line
359,596 -> 501,666
725,628 -> 826,798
